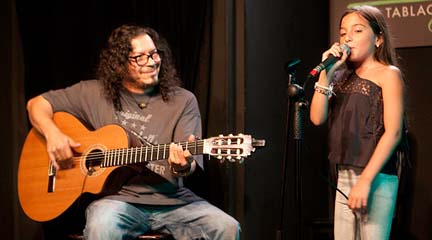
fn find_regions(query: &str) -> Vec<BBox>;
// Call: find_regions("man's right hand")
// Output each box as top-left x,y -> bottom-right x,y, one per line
45,129 -> 81,170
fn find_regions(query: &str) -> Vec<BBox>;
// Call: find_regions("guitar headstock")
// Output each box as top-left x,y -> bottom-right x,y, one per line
203,134 -> 265,163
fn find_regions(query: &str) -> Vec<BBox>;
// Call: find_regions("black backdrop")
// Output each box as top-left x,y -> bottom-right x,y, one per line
16,0 -> 209,101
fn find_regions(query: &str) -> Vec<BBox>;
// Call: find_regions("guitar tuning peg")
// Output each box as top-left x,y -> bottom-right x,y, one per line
218,134 -> 223,137
229,133 -> 233,136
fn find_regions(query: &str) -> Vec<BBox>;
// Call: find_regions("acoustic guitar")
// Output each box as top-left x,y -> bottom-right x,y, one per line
18,112 -> 265,222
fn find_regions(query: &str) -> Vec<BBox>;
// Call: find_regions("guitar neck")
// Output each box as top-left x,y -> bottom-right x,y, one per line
100,140 -> 205,167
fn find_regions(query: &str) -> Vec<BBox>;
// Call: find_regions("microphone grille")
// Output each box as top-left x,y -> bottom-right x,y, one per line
341,44 -> 351,55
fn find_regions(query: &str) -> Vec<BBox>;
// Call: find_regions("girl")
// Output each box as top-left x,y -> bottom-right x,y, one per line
310,5 -> 404,240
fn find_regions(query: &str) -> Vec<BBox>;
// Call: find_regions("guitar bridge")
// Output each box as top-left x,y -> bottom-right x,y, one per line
47,162 -> 56,192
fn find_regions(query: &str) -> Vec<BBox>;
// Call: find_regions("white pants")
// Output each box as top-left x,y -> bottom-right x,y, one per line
334,168 -> 398,240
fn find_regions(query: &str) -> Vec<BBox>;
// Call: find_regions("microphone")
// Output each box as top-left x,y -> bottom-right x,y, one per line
308,44 -> 350,78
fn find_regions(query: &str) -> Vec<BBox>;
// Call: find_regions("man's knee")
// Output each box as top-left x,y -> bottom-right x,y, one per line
85,200 -> 129,232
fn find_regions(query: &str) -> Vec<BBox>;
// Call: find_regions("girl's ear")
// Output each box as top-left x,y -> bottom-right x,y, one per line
375,34 -> 384,48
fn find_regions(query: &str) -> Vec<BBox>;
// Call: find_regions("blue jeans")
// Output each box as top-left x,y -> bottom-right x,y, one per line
334,168 -> 398,240
83,199 -> 240,240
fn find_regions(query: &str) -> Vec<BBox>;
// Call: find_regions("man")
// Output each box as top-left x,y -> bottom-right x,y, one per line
27,24 -> 240,240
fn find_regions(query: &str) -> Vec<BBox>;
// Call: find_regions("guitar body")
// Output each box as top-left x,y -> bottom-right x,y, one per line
18,112 -> 129,222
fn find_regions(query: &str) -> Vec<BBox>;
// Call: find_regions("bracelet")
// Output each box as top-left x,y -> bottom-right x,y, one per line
170,158 -> 196,177
170,156 -> 195,176
314,82 -> 335,97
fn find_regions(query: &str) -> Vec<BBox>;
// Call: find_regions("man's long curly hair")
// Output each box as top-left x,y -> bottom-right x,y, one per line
96,24 -> 181,111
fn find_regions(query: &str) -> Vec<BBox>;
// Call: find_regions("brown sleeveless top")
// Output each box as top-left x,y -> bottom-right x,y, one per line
328,71 -> 398,175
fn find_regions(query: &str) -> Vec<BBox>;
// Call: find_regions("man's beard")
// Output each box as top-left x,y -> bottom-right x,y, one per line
123,75 -> 159,92
140,79 -> 158,90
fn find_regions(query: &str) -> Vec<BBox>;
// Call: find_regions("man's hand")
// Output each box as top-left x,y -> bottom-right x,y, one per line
46,129 -> 80,170
168,135 -> 195,173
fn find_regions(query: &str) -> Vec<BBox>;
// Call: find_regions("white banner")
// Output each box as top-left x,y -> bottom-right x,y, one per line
330,0 -> 432,48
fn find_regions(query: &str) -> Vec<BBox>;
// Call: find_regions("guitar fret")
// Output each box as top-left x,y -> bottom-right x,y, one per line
133,148 -> 137,163
163,143 -> 166,159
102,151 -> 107,167
117,149 -> 120,166
105,150 -> 111,167
138,147 -> 142,163
126,149 -> 129,164
110,150 -> 113,166
157,144 -> 160,160
124,148 -> 127,165
145,145 -> 148,162
166,144 -> 169,159
118,149 -> 121,165
139,146 -> 142,163
134,148 -> 138,164
101,151 -> 105,167
111,149 -> 115,166
117,149 -> 120,165
110,150 -> 114,166
105,150 -> 109,167
112,149 -> 116,166
150,145 -> 154,161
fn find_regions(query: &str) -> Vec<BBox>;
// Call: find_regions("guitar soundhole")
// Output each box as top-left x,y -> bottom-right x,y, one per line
85,149 -> 104,175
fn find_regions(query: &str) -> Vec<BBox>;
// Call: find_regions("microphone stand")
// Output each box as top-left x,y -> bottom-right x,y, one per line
277,59 -> 307,240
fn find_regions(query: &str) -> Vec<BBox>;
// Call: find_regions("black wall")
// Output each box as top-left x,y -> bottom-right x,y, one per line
244,1 -> 331,239
395,47 -> 432,240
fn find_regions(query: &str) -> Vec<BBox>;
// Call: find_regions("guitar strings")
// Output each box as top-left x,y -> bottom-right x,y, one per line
65,137 -> 244,166
67,141 -> 208,165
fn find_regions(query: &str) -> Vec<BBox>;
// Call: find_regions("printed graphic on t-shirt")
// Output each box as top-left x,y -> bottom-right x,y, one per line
115,110 -> 171,180
116,110 -> 157,144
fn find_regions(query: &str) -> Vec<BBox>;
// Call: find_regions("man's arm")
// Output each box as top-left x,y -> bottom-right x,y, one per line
27,95 -> 80,169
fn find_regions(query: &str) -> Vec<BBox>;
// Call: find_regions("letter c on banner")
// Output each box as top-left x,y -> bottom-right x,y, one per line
428,19 -> 432,32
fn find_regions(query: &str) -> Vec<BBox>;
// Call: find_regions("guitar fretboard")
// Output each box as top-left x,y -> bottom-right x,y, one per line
100,140 -> 205,167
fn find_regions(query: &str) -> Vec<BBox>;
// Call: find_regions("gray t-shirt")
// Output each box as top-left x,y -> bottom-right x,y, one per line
42,80 -> 203,205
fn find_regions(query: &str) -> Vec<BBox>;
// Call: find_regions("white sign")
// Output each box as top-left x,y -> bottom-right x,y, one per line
330,0 -> 432,48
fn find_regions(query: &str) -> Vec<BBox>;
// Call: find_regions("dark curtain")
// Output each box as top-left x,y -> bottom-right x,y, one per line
0,0 -> 29,239
15,0 -> 211,102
